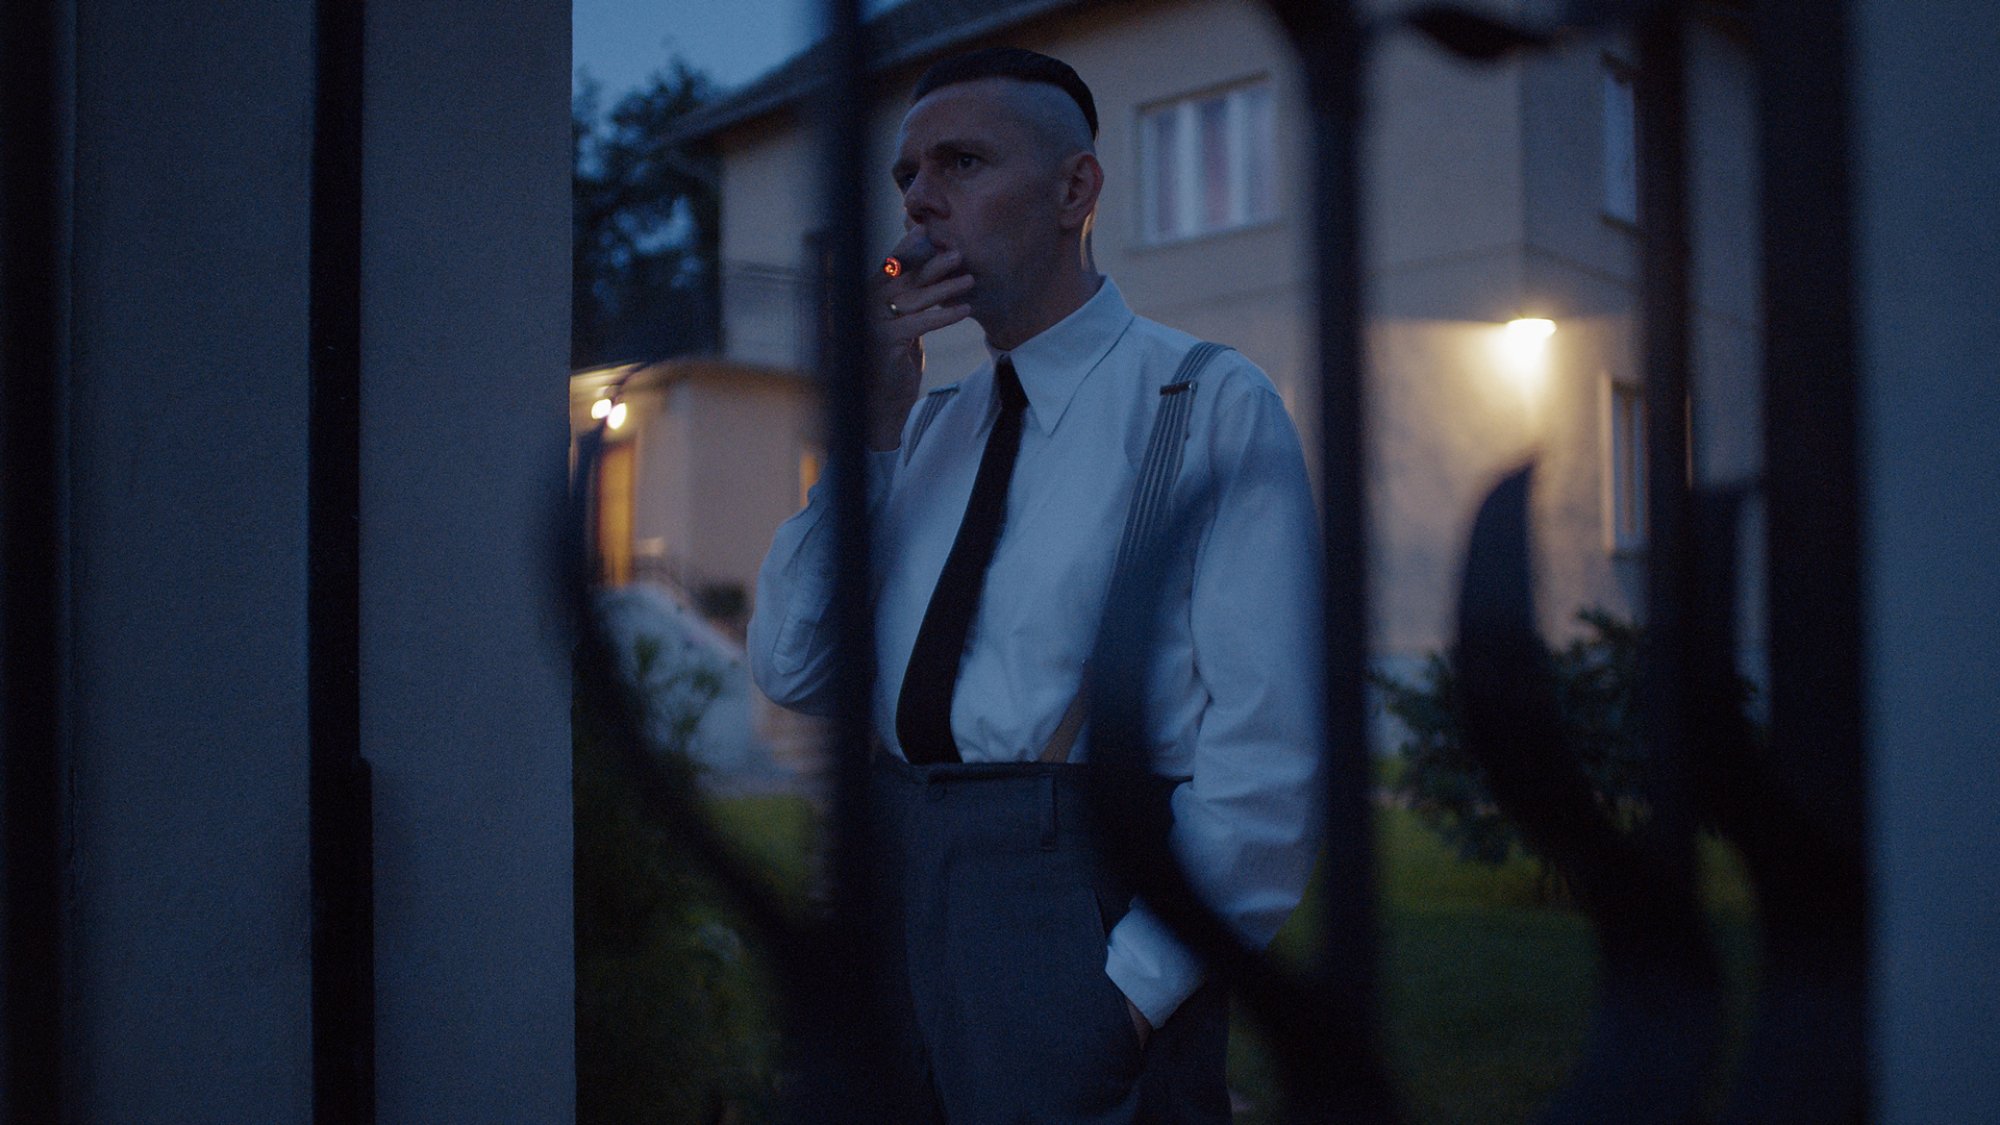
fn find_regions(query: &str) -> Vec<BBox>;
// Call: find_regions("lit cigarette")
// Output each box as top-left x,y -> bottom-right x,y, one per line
882,233 -> 938,281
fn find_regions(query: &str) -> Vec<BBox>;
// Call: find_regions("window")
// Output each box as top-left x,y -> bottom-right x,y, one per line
1139,80 -> 1276,243
1606,379 -> 1648,552
1602,58 -> 1639,225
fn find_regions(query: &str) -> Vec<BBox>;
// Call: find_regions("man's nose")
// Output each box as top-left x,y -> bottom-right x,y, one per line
903,169 -> 944,222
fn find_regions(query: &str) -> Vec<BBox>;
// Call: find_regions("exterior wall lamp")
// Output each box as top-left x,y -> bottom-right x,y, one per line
1502,317 -> 1557,355
590,394 -> 628,430
1493,317 -> 1558,406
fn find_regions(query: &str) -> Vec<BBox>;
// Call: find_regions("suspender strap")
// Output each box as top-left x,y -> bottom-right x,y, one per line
1038,682 -> 1092,765
1039,341 -> 1231,763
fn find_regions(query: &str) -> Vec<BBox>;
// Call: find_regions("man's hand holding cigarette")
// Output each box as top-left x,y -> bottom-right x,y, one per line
869,227 -> 972,451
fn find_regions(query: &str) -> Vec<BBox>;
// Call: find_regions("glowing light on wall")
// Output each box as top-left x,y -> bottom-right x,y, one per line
607,402 -> 629,430
590,397 -> 612,420
1492,318 -> 1558,405
1506,317 -> 1555,341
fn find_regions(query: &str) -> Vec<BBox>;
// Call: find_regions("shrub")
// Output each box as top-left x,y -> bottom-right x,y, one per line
1373,609 -> 1651,874
575,636 -> 784,1125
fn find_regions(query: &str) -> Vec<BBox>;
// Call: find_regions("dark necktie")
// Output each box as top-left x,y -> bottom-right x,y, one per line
896,358 -> 1028,764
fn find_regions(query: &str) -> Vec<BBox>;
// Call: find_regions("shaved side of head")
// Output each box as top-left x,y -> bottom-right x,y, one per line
994,78 -> 1096,171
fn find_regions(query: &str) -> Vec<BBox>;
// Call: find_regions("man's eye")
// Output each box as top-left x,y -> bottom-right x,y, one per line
954,153 -> 979,171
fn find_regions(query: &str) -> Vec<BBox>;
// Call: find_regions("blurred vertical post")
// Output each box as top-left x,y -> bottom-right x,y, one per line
1757,0 -> 1867,906
1751,0 -> 1870,1116
307,0 -> 375,1121
1,0 -> 69,1120
1636,0 -> 1697,860
1269,0 -> 1395,1116
797,0 -> 887,1118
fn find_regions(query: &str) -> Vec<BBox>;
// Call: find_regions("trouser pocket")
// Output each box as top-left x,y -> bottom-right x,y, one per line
920,846 -> 1144,1122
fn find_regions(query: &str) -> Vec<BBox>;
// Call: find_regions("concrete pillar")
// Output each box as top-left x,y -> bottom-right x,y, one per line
359,1 -> 575,1120
66,1 -> 317,1117
58,0 -> 573,1119
1854,2 -> 2000,1120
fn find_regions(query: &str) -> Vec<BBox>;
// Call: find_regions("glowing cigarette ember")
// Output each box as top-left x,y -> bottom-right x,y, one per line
882,231 -> 939,281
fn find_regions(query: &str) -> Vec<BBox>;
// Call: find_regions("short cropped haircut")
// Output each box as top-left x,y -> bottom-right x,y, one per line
911,47 -> 1099,140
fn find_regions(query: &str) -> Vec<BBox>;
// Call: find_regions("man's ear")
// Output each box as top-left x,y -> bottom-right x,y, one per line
1056,151 -> 1105,232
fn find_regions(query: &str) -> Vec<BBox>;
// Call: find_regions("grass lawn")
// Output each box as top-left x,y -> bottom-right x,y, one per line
702,795 -> 1757,1124
1231,811 -> 1758,1123
704,793 -> 822,903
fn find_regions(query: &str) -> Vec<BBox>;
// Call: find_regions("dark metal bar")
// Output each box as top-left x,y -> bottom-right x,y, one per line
1,0 -> 70,1119
562,21 -> 890,1111
1724,0 -> 1871,1118
1267,2 -> 1395,1117
1636,0 -> 1697,862
1548,8 -> 1733,1118
1083,4 -> 1401,1116
1090,4 -> 1401,1117
307,0 -> 375,1120
797,0 -> 889,1118
1755,0 -> 1867,931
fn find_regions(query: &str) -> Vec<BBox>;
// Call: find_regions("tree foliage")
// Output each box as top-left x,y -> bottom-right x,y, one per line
573,62 -> 721,368
1374,609 -> 1655,872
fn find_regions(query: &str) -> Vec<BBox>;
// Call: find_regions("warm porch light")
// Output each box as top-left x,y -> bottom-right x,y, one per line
607,402 -> 629,430
1489,317 -> 1558,408
590,396 -> 612,420
1503,317 -> 1557,349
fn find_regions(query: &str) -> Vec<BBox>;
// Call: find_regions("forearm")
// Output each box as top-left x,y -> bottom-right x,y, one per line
746,448 -> 901,711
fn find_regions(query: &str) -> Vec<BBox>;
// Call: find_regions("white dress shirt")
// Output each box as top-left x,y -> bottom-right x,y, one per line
748,277 -> 1324,1026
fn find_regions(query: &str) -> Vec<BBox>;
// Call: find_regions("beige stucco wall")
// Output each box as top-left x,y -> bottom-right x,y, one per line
588,363 -> 815,608
682,373 -> 819,594
1512,19 -> 1763,657
719,117 -> 819,369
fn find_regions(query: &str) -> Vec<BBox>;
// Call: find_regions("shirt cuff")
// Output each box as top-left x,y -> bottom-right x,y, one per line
1103,901 -> 1205,1028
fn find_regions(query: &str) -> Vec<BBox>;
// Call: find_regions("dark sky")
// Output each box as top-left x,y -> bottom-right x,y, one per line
573,0 -> 908,103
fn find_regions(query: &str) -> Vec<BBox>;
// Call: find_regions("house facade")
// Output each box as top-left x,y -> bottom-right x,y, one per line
574,358 -> 818,626
644,0 -> 1762,698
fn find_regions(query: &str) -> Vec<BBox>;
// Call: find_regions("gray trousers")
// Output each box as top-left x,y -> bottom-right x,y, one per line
868,753 -> 1231,1124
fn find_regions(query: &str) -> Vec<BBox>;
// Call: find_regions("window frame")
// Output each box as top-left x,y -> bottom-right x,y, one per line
1135,76 -> 1280,247
1601,53 -> 1640,229
1603,374 -> 1650,554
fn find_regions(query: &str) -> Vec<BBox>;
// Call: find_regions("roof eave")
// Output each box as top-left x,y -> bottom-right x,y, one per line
667,0 -> 1105,147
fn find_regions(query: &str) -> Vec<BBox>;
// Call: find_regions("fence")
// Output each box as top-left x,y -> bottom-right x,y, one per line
568,1 -> 1867,1122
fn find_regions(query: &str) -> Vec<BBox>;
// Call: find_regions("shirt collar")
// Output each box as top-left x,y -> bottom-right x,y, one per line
983,277 -> 1135,435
